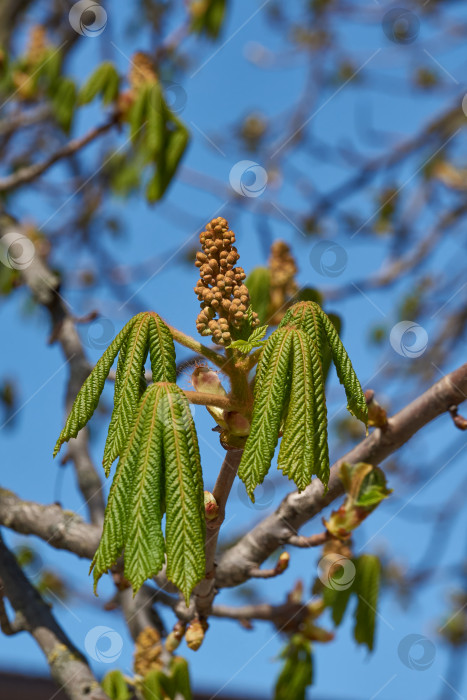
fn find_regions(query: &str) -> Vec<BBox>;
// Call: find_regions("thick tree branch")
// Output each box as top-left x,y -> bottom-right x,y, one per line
0,534 -> 109,700
0,490 -> 100,559
216,362 -> 467,588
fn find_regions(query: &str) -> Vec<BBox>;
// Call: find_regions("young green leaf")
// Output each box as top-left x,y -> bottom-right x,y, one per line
319,309 -> 368,425
53,316 -> 138,457
78,62 -> 119,105
230,324 -> 268,353
161,384 -> 206,604
278,329 -> 329,491
274,635 -> 313,700
171,657 -> 192,700
238,328 -> 294,500
101,670 -> 131,700
353,554 -> 381,651
102,312 -> 150,475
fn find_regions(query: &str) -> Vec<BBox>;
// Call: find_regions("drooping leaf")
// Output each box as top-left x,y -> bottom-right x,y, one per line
147,313 -> 177,383
274,635 -> 313,700
101,670 -> 131,700
353,554 -> 381,651
102,313 -> 150,475
191,0 -> 227,38
323,582 -> 354,627
278,329 -> 329,491
91,389 -> 154,590
161,384 -> 206,604
123,385 -> 166,592
238,328 -> 294,500
171,657 -> 192,700
53,316 -> 137,457
52,77 -> 76,133
78,61 -> 120,105
319,309 -> 368,425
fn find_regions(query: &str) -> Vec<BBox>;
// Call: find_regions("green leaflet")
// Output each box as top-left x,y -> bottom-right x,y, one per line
278,330 -> 329,491
148,311 -> 177,383
238,328 -> 294,500
53,316 -> 138,457
162,384 -> 206,605
274,635 -> 313,700
245,266 -> 271,325
354,554 -> 381,651
77,61 -> 120,105
102,313 -> 151,475
280,301 -> 367,425
319,310 -> 367,425
101,670 -> 131,700
91,383 -> 205,603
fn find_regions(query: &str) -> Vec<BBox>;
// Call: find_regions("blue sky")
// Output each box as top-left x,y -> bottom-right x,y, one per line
1,1 -> 467,698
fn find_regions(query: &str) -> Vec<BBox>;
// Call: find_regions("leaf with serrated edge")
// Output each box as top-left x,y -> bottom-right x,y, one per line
278,330 -> 329,491
91,388 -> 156,590
318,308 -> 368,425
147,314 -> 176,383
102,313 -> 150,475
53,316 -> 138,457
353,554 -> 380,651
124,384 -> 166,591
161,384 -> 205,604
238,328 -> 294,500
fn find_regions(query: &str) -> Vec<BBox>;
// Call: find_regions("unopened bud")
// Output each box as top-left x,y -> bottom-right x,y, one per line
275,552 -> 290,574
165,621 -> 186,652
185,619 -> 208,651
204,491 -> 219,521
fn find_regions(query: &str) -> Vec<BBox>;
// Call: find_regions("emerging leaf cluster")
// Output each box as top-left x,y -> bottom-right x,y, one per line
54,312 -> 205,603
238,302 -> 368,500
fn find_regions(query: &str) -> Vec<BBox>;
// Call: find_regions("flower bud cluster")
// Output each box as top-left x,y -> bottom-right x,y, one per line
194,217 -> 259,345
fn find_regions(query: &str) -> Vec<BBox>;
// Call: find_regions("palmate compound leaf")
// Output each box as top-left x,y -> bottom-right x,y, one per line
91,382 -> 205,604
53,311 -> 176,476
280,301 -> 368,426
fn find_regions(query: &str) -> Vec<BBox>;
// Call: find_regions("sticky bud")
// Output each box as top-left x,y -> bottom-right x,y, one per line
185,619 -> 208,651
365,390 -> 388,429
223,411 -> 250,437
192,366 -> 227,397
204,491 -> 219,521
165,621 -> 186,653
275,552 -> 290,574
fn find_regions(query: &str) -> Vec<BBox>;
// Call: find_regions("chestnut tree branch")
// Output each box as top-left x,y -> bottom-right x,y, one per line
0,533 -> 109,700
216,362 -> 467,588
